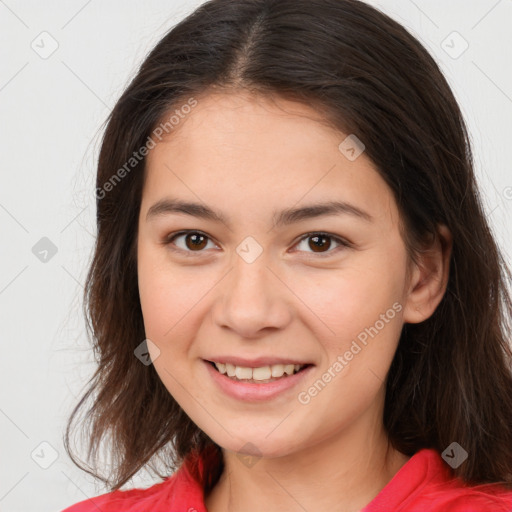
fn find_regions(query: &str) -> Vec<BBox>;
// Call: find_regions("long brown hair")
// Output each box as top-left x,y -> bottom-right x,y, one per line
64,0 -> 512,494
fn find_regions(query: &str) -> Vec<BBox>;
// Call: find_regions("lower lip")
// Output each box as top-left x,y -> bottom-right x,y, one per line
204,360 -> 314,402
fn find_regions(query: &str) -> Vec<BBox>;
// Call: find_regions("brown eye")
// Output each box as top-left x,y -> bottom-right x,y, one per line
294,232 -> 349,257
183,232 -> 208,251
163,230 -> 349,258
308,234 -> 332,252
164,231 -> 216,255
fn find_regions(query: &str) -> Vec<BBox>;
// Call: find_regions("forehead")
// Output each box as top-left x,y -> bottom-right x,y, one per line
142,91 -> 398,227
150,91 -> 344,161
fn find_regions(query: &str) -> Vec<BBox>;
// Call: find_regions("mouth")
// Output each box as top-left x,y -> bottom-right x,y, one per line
205,360 -> 313,384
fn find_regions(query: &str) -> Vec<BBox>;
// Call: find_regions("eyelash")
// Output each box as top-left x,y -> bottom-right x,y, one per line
162,230 -> 351,258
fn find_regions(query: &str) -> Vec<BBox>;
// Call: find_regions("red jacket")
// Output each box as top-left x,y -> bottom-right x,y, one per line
61,448 -> 512,511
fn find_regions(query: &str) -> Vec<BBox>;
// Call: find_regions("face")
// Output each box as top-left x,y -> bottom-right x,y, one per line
137,90 -> 415,458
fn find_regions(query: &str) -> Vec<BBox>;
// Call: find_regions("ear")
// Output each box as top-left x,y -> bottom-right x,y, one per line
402,224 -> 453,324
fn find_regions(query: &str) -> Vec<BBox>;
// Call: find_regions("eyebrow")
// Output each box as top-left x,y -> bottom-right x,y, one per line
145,197 -> 373,227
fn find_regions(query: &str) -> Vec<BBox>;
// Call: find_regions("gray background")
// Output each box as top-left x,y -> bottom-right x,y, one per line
1,1 -> 511,511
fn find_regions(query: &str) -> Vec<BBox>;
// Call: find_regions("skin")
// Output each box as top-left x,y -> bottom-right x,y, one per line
137,90 -> 452,512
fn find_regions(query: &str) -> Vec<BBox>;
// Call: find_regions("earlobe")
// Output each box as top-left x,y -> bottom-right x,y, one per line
402,224 -> 453,324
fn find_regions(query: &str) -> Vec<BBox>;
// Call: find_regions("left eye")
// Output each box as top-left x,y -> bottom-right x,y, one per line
293,232 -> 350,256
163,231 -> 350,257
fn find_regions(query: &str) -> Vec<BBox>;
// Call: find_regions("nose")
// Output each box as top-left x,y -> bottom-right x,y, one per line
211,251 -> 292,339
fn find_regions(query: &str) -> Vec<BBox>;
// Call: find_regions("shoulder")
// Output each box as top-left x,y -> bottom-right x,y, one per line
404,449 -> 512,512
364,448 -> 512,512
60,477 -> 173,512
60,459 -> 206,512
413,482 -> 512,512
421,449 -> 512,512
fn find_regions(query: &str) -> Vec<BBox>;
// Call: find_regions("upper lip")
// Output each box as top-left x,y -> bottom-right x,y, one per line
205,356 -> 313,367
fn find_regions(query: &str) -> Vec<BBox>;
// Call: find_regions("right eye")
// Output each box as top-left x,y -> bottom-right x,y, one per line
163,230 -> 219,256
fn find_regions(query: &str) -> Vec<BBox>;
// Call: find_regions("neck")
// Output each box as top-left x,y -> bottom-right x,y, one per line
204,401 -> 410,512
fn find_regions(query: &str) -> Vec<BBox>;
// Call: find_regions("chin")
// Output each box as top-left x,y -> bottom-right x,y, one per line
207,428 -> 301,460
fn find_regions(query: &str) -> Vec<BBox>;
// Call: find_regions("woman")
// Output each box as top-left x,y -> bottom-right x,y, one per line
62,0 -> 512,510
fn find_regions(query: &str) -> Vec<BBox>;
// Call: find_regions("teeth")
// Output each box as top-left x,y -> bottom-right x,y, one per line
252,366 -> 272,380
235,366 -> 252,379
213,361 -> 306,380
284,364 -> 295,375
271,364 -> 284,377
226,363 -> 236,377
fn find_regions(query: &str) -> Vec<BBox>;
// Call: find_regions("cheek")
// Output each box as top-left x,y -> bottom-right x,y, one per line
138,244 -> 183,343
137,246 -> 217,361
138,273 -> 174,338
137,255 -> 199,397
291,259 -> 405,349
138,241 -> 188,329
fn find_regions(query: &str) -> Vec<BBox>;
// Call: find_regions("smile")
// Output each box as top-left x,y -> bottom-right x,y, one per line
203,357 -> 315,401
209,361 -> 309,382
